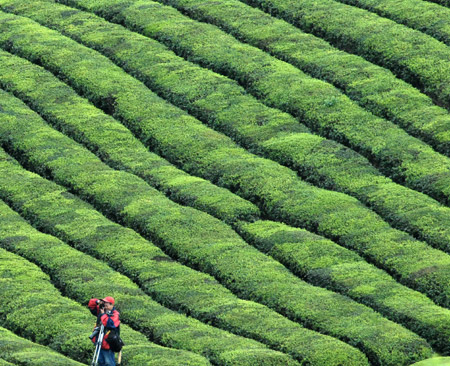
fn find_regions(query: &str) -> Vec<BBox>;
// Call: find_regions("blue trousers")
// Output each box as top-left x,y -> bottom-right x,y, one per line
98,349 -> 115,366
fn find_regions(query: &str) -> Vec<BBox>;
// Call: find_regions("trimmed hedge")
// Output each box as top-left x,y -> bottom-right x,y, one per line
0,134 -> 368,364
6,0 -> 450,256
34,0 -> 450,207
335,0 -> 450,46
0,326 -> 84,366
238,220 -> 450,353
0,247 -> 211,366
1,12 -> 450,314
0,199 -> 299,366
410,357 -> 450,366
237,0 -> 450,107
46,0 -> 450,160
0,82 -> 430,365
0,12 -> 257,226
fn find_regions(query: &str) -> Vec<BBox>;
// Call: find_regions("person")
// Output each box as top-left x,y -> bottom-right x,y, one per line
88,296 -> 120,366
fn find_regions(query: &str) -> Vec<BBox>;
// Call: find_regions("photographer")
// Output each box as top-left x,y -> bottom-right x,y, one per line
88,296 -> 121,366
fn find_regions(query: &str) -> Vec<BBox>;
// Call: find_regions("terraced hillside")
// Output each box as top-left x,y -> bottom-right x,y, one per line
1,0 -> 450,365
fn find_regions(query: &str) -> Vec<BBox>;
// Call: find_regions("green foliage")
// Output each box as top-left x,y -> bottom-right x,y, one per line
0,2 -> 447,365
0,83 -> 425,365
0,359 -> 14,366
335,0 -> 450,47
0,247 -> 206,365
243,0 -> 450,105
262,135 -> 450,253
0,12 -> 258,226
411,357 -> 450,366
238,220 -> 450,353
430,0 -> 450,6
4,0 -> 450,258
0,149 -> 364,365
40,0 -> 450,207
0,326 -> 84,366
54,0 -> 450,160
0,9 -> 449,317
0,199 -> 298,365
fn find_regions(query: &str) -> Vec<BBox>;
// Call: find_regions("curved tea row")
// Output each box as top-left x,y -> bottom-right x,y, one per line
0,246 -> 209,365
0,326 -> 84,366
334,0 -> 450,46
0,83 -> 430,365
1,12 -> 450,312
0,198 -> 300,366
29,0 -> 450,206
5,1 -> 450,257
0,108 -> 367,364
1,49 -> 450,353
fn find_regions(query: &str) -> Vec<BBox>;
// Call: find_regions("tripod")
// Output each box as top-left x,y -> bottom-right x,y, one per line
91,324 -> 105,366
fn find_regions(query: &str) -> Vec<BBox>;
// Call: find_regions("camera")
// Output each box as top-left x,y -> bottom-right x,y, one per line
89,326 -> 100,340
97,299 -> 105,310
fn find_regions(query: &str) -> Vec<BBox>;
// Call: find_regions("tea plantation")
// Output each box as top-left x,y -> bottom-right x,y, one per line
1,0 -> 450,365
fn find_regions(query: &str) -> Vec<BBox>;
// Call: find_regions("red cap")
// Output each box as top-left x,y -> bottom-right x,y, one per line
102,296 -> 115,305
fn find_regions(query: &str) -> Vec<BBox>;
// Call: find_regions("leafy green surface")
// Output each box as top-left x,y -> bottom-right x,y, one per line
0,360 -> 14,366
0,326 -> 84,366
0,0 -> 449,364
239,219 -> 450,353
112,0 -> 450,156
412,357 -> 450,366
0,82 -> 395,363
335,0 -> 450,46
0,196 -> 299,366
2,9 -> 450,316
4,0 -> 450,259
0,245 -> 211,365
0,41 -> 259,226
0,98 -> 367,365
45,0 -> 450,206
1,7 -> 450,318
237,0 -> 450,108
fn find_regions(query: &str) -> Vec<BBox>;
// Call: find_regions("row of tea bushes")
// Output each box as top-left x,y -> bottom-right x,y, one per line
0,87 -> 429,366
0,326 -> 84,366
1,13 -> 450,312
0,125 -> 367,365
238,220 -> 450,353
237,0 -> 450,108
0,247 -> 210,365
50,0 -> 450,158
0,199 -> 299,366
7,0 -> 450,255
0,50 -> 259,226
126,0 -> 450,154
335,0 -> 450,46
33,0 -> 450,206
4,0 -> 310,147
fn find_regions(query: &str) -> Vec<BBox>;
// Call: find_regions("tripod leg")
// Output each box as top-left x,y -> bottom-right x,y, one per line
92,341 -> 101,366
92,325 -> 105,366
91,346 -> 98,366
94,344 -> 101,365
